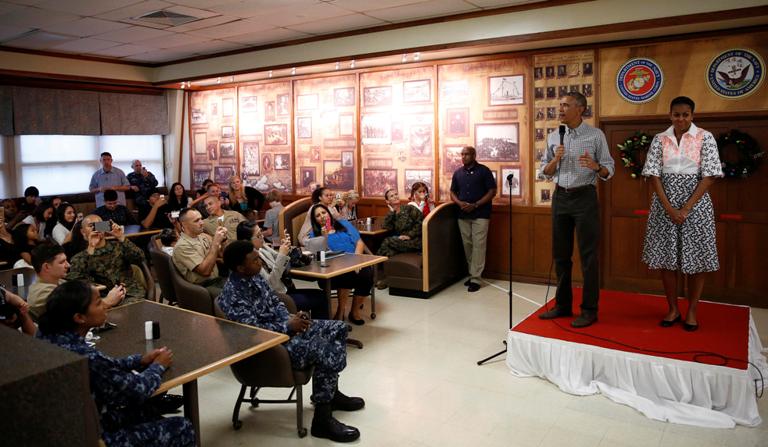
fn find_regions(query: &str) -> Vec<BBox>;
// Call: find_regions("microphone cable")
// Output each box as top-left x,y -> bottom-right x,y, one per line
540,259 -> 764,398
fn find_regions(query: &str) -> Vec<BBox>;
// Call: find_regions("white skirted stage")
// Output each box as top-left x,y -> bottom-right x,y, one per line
505,289 -> 768,428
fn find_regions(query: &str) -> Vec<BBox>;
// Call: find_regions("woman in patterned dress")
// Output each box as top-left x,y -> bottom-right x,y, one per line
641,96 -> 723,331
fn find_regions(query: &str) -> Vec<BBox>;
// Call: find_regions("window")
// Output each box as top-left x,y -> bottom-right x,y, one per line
15,135 -> 164,196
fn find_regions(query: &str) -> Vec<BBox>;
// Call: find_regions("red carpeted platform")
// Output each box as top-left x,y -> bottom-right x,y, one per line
513,288 -> 750,369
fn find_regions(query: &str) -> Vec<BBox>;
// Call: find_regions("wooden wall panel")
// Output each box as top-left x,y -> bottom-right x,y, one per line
599,31 -> 768,117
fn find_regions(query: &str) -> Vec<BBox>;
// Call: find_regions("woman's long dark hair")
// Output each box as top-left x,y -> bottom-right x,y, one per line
311,186 -> 327,204
11,223 -> 35,252
37,280 -> 93,335
57,203 -> 76,231
309,204 -> 346,237
33,201 -> 56,239
168,182 -> 189,210
64,220 -> 87,259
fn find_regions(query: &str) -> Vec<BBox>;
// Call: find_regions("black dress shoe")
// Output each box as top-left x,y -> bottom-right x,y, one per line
150,393 -> 184,414
571,313 -> 597,328
311,404 -> 360,443
467,282 -> 481,292
538,307 -> 572,320
331,391 -> 365,411
348,312 -> 365,326
659,314 -> 681,328
464,278 -> 473,286
683,322 -> 699,332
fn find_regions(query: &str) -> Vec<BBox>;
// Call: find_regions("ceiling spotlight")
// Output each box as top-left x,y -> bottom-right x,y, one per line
414,52 -> 420,61
402,54 -> 407,63
180,82 -> 185,89
291,67 -> 296,75
230,76 -> 234,82
268,70 -> 273,78
216,77 -> 221,84
350,59 -> 355,69
335,61 -> 340,70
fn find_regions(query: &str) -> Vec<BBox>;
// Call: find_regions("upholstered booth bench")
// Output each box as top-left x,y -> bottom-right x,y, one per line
385,202 -> 466,298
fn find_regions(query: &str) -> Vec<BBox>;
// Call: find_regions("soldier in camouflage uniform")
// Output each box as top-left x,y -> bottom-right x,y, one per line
66,215 -> 146,303
377,189 -> 423,257
217,241 -> 364,443
37,280 -> 194,447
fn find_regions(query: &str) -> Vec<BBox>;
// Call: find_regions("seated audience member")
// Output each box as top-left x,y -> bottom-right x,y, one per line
228,175 -> 265,220
193,178 -> 213,202
167,182 -> 190,212
0,286 -> 35,335
203,195 -> 245,242
298,187 -> 342,246
28,242 -> 124,321
21,201 -> 55,240
337,190 -> 359,221
19,186 -> 41,215
2,198 -> 25,229
52,203 -> 78,245
172,208 -> 228,299
93,189 -> 139,226
127,159 -> 159,213
309,204 -> 373,324
50,196 -> 63,210
37,281 -> 195,447
158,228 -> 178,256
140,191 -> 173,230
0,209 -> 18,266
11,223 -> 38,267
66,215 -> 145,303
237,221 -> 328,319
261,189 -> 283,244
377,188 -> 423,257
408,181 -> 435,217
218,241 -> 363,443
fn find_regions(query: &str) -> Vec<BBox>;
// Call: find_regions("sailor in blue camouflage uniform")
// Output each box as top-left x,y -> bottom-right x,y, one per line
217,240 -> 365,443
37,280 -> 194,447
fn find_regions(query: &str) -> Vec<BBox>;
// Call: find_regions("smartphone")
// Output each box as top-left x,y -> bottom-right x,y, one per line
217,215 -> 225,227
170,211 -> 180,219
159,194 -> 165,201
94,221 -> 111,232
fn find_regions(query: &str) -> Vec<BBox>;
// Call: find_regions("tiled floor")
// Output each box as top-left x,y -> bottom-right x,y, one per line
187,279 -> 768,446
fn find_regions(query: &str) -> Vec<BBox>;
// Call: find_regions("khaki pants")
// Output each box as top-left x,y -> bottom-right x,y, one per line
458,218 -> 490,280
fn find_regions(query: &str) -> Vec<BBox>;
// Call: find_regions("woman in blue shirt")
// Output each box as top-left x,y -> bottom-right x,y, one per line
309,204 -> 373,325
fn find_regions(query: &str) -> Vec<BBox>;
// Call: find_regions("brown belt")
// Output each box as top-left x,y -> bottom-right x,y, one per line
555,184 -> 594,193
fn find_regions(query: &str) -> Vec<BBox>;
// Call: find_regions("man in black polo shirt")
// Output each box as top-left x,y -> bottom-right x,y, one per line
450,146 -> 497,292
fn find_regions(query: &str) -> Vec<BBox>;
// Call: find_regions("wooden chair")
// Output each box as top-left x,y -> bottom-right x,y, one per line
215,293 -> 313,437
278,197 -> 312,244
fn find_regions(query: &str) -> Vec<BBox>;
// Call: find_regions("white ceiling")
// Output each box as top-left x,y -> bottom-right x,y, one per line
0,0 -> 543,64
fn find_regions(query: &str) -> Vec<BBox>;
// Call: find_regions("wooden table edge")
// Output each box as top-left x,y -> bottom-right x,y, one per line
290,255 -> 388,279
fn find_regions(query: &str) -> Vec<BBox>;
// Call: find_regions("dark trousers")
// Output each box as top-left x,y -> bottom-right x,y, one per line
552,185 -> 600,314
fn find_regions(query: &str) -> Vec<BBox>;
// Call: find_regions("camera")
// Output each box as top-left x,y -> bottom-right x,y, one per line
93,221 -> 111,232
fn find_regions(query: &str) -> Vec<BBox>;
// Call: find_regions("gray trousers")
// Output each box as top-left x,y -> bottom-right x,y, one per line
458,218 -> 490,280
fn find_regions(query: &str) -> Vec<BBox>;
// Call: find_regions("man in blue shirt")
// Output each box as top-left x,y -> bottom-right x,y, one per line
89,152 -> 130,207
217,241 -> 364,443
450,146 -> 497,292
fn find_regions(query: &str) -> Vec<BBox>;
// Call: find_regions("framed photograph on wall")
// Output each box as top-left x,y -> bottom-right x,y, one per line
475,123 -> 519,162
324,160 -> 354,190
409,124 -> 432,157
443,145 -> 464,174
297,117 -> 312,139
210,101 -> 219,117
338,114 -> 354,137
265,101 -> 276,122
191,107 -> 206,125
361,114 -> 391,145
207,140 -> 218,160
445,108 -> 469,136
334,87 -> 354,106
363,86 -> 392,107
500,166 -> 522,197
276,94 -> 290,115
220,142 -> 235,159
264,124 -> 288,145
297,94 -> 319,111
341,151 -> 353,168
241,141 -> 259,177
274,153 -> 290,170
214,166 -> 235,184
221,125 -> 234,138
222,98 -> 234,117
194,132 -> 207,155
300,167 -> 316,187
403,79 -> 431,103
261,154 -> 272,173
193,168 -> 210,189
241,96 -> 257,113
488,75 -> 524,106
404,169 -> 433,195
363,169 -> 397,197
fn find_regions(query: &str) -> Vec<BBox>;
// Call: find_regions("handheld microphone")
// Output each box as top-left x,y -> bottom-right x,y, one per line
558,125 -> 566,145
